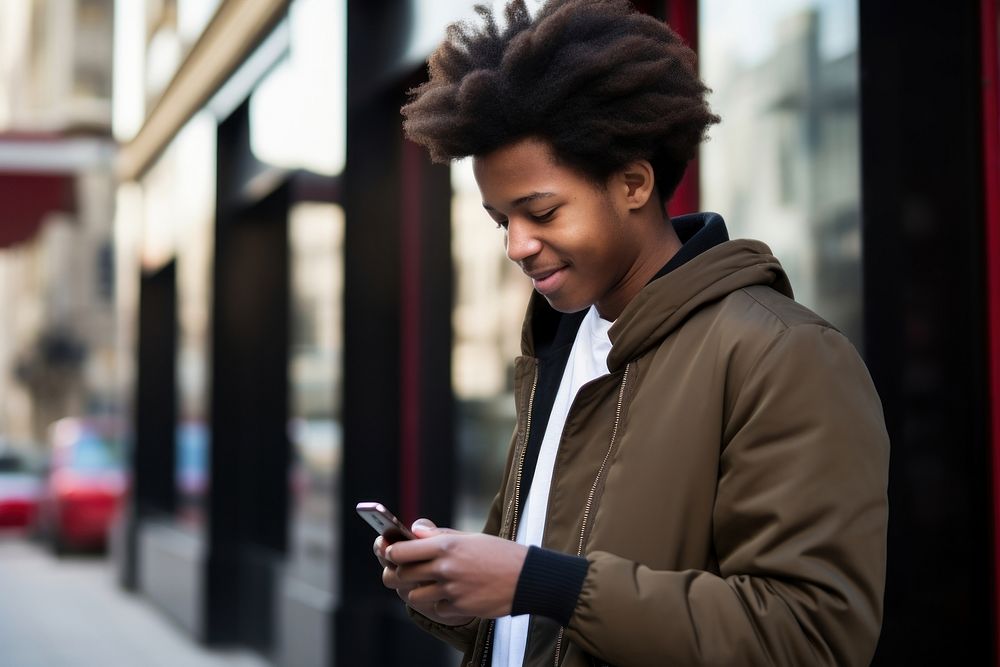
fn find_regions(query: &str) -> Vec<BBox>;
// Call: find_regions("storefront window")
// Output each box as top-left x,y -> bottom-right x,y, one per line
287,202 -> 343,591
172,112 -> 216,527
112,182 -> 143,472
699,0 -> 862,344
451,160 -> 531,532
139,110 -> 215,527
225,0 -> 348,594
249,0 -> 345,176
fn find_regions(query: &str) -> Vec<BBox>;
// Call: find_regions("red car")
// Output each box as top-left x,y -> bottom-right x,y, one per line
36,418 -> 125,552
0,449 -> 42,530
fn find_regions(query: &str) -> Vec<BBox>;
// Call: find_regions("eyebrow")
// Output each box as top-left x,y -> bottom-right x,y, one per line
482,191 -> 556,212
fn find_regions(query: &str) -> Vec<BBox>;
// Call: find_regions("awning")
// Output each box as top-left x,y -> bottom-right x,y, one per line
0,134 -> 114,248
0,172 -> 76,247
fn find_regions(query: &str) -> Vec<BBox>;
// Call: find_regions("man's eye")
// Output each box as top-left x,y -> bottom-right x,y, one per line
494,219 -> 509,230
531,208 -> 557,222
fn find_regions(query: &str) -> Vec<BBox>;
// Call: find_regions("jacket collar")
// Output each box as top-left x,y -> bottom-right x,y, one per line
519,212 -> 792,372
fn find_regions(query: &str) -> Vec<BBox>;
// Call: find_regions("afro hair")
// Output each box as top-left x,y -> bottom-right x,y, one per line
401,0 -> 720,202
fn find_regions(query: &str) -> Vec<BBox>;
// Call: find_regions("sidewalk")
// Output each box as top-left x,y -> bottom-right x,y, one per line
0,534 -> 272,667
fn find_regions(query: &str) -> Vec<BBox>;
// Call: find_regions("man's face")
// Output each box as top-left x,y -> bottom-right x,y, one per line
472,137 -> 642,316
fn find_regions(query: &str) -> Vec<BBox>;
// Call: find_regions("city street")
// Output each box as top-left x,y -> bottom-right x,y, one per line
0,534 -> 272,667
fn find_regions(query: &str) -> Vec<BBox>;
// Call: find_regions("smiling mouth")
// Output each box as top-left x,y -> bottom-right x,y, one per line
527,266 -> 567,294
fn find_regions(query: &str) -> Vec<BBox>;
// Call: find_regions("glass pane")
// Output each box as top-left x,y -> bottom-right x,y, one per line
699,0 -> 862,345
173,112 -> 216,528
248,0 -> 345,176
73,0 -> 114,100
287,202 -> 344,592
71,432 -> 120,471
451,160 -> 532,533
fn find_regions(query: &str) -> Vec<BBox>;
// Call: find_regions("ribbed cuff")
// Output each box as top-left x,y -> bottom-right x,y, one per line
510,546 -> 588,625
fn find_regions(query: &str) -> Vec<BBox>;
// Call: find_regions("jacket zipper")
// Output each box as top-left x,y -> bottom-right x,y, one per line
510,367 -> 539,541
478,621 -> 495,667
480,364 -> 539,667
553,364 -> 631,667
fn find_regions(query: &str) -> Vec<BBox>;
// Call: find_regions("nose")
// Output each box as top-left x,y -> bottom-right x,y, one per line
504,217 -> 543,263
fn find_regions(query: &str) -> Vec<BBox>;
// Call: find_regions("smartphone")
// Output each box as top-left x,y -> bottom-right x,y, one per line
356,502 -> 417,542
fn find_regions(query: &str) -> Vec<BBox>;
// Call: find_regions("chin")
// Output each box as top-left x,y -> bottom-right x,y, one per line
542,294 -> 592,314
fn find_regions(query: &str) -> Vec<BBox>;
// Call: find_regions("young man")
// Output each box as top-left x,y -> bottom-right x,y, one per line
375,1 -> 889,665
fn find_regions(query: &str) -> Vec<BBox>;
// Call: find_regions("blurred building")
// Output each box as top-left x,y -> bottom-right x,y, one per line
0,0 -> 117,447
0,0 -> 986,666
701,8 -> 862,343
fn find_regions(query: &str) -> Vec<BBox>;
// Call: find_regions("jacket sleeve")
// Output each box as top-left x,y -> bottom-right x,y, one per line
563,323 -> 890,667
406,607 -> 483,653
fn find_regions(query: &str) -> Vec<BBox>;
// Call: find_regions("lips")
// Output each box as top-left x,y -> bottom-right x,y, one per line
526,265 -> 567,295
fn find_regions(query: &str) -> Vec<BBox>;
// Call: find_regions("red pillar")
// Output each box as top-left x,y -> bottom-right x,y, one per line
666,0 -> 701,217
982,2 -> 1000,663
400,139 -> 423,523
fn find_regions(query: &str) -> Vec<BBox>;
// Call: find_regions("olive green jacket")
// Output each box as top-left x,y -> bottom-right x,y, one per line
411,238 -> 890,666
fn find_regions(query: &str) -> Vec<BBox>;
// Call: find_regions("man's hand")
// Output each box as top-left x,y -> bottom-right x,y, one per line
374,519 -> 528,624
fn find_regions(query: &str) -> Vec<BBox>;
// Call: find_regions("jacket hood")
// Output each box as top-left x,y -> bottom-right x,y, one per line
520,213 -> 793,372
607,234 -> 791,371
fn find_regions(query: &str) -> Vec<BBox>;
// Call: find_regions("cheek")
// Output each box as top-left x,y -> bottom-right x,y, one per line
566,201 -> 615,247
577,214 -> 622,263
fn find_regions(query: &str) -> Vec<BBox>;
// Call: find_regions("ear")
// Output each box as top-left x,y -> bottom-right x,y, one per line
615,160 -> 655,210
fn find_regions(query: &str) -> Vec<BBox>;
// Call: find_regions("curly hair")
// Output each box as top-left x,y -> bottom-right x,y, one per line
402,0 -> 720,202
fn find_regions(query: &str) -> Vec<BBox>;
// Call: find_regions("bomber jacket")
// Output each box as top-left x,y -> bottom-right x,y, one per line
411,213 -> 890,666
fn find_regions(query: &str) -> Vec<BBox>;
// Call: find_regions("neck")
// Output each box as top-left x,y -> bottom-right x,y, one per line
596,213 -> 682,320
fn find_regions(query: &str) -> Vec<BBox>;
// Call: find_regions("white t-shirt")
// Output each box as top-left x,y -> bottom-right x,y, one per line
492,305 -> 613,667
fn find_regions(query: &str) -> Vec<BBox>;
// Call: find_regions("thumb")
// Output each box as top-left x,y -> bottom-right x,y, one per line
411,518 -> 439,537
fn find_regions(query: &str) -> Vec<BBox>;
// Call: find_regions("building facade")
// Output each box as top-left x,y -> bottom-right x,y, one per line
0,0 -> 117,451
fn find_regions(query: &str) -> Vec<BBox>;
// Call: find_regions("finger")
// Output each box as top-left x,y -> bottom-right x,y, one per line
375,536 -> 398,564
386,534 -> 452,564
382,565 -> 395,588
382,565 -> 413,590
410,518 -> 438,539
432,598 -> 465,620
372,537 -> 393,569
411,519 -> 463,540
406,582 -> 448,606
395,586 -> 422,606
394,561 -> 440,585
